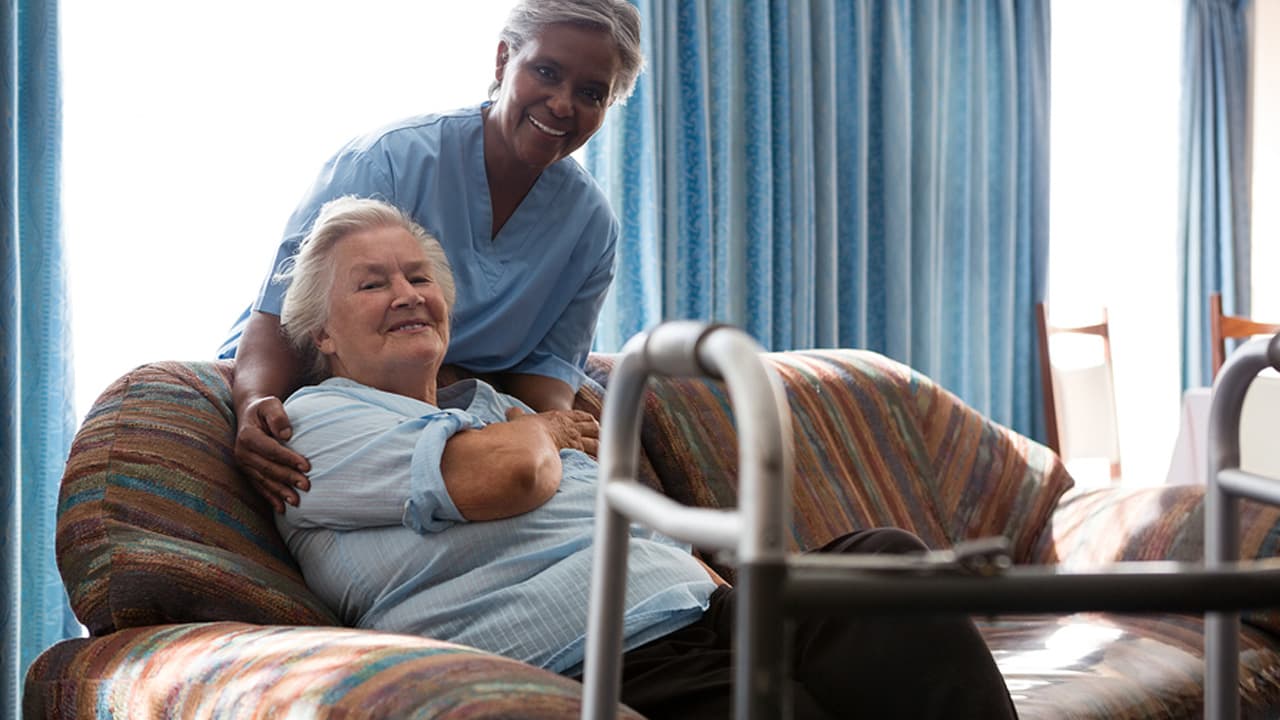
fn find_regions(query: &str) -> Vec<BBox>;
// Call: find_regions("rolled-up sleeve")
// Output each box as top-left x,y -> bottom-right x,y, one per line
405,410 -> 477,533
281,386 -> 482,534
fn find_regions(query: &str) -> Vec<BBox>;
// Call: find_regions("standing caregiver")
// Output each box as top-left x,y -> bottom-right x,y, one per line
218,0 -> 643,513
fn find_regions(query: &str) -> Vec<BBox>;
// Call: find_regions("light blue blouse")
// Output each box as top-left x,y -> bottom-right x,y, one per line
220,105 -> 618,390
275,377 -> 715,676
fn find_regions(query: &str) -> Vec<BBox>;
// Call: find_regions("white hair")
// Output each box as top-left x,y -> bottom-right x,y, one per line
277,196 -> 455,380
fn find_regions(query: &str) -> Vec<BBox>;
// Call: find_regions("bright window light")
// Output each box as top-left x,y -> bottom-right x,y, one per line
1255,1 -> 1280,321
62,1 -> 513,421
1049,0 -> 1181,487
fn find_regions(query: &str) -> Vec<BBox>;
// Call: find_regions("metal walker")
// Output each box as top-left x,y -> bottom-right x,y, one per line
582,321 -> 1280,720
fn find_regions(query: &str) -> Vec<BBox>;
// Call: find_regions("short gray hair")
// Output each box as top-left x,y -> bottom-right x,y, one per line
488,0 -> 644,105
278,196 -> 456,381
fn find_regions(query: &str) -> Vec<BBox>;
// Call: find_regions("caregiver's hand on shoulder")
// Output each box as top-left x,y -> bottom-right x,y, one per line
234,394 -> 311,513
504,406 -> 600,458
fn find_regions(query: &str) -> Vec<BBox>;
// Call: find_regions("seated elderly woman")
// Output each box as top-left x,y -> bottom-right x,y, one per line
274,196 -> 1018,720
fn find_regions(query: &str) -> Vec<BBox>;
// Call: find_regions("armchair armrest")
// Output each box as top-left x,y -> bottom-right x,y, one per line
1042,484 -> 1280,568
1040,483 -> 1280,636
25,623 -> 644,719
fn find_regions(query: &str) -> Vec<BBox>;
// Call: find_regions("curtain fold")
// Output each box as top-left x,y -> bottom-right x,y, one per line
587,0 -> 1050,436
2,0 -> 79,714
1178,0 -> 1253,389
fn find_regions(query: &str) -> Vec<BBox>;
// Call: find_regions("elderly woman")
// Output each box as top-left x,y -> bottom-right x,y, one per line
277,197 -> 1018,720
225,0 -> 644,513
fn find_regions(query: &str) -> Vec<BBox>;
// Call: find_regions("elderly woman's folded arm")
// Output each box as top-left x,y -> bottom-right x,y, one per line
440,421 -> 563,521
282,393 -> 564,533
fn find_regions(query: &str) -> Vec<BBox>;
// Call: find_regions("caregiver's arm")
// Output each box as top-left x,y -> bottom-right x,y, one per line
233,310 -> 310,512
500,373 -> 575,413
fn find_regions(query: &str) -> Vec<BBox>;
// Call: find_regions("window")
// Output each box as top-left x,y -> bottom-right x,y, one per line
1048,0 -> 1182,487
62,1 -> 511,420
1255,1 -> 1280,321
1050,0 -> 1280,487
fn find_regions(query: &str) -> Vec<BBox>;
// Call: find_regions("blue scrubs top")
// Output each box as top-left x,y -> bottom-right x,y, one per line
220,104 -> 618,391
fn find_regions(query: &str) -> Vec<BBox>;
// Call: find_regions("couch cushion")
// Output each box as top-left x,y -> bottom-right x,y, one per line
56,361 -> 338,634
981,612 -> 1280,719
636,349 -> 1073,569
1044,484 -> 1280,637
24,622 -> 644,719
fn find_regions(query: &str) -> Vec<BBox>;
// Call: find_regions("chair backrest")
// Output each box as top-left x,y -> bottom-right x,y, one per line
1209,291 -> 1280,378
1035,303 -> 1122,483
57,361 -> 339,635
633,348 -> 1073,568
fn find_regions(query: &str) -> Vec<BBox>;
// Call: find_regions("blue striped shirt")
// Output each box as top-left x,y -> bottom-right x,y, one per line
276,377 -> 715,675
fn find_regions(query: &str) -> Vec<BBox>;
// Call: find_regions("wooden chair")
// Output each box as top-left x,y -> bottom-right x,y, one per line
1036,303 -> 1122,483
1210,291 -> 1280,378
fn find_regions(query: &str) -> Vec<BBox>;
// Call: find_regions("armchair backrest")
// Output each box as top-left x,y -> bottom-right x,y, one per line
624,349 -> 1073,574
57,361 -> 338,635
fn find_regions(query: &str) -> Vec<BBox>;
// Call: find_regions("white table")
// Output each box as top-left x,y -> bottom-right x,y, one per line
1166,368 -> 1280,485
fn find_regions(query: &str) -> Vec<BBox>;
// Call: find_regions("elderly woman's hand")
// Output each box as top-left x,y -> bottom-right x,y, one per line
503,406 -> 600,458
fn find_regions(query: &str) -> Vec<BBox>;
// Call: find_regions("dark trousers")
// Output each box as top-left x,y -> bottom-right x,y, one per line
616,528 -> 1019,720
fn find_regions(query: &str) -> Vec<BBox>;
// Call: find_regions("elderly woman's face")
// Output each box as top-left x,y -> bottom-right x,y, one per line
489,23 -> 621,171
314,226 -> 450,393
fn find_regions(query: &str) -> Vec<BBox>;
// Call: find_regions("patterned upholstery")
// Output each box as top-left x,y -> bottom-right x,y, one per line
24,622 -> 642,719
55,361 -> 336,634
982,614 -> 1280,720
1042,484 -> 1280,637
27,351 -> 1280,719
635,349 -> 1073,572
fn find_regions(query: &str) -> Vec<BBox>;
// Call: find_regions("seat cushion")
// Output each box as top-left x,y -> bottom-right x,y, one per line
1043,483 -> 1280,637
983,612 -> 1280,719
56,361 -> 337,634
24,622 -> 642,719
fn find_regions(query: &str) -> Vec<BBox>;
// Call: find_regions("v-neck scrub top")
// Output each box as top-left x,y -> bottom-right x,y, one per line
221,104 -> 618,391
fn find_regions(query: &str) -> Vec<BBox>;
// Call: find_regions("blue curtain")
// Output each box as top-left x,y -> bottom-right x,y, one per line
2,0 -> 79,714
1178,0 -> 1253,389
586,0 -> 1050,436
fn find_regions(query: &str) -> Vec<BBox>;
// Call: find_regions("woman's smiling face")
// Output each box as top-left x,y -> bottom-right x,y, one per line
315,225 -> 451,397
486,23 -> 621,172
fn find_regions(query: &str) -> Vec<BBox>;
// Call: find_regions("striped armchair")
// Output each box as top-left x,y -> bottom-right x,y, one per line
24,351 -> 1280,719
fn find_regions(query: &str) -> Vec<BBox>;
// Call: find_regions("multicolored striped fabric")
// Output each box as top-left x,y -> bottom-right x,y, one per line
982,613 -> 1280,720
56,361 -> 337,634
32,352 -> 1280,719
24,622 -> 643,719
634,349 -> 1073,571
1043,484 -> 1280,637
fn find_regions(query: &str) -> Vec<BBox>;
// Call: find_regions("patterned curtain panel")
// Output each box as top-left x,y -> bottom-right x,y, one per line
1,0 -> 80,715
1178,0 -> 1253,389
585,0 -> 1050,436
